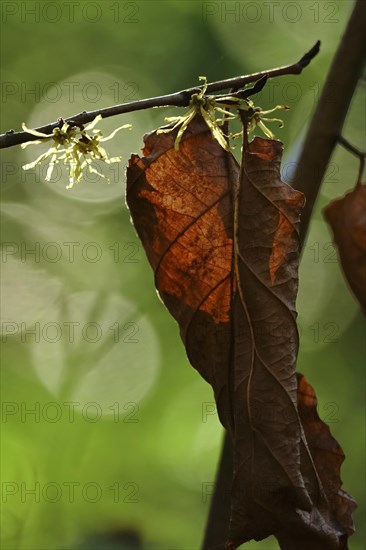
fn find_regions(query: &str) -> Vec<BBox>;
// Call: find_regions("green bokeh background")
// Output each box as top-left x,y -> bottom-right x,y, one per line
1,1 -> 365,549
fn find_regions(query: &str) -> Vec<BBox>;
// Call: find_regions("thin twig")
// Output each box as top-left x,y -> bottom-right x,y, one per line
338,135 -> 366,186
338,136 -> 366,159
0,42 -> 320,150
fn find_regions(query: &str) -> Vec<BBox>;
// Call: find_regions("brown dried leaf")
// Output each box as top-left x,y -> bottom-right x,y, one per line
324,183 -> 366,315
274,374 -> 356,550
126,115 -> 355,549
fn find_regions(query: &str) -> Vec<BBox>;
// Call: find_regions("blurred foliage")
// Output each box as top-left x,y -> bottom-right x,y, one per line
0,1 -> 365,549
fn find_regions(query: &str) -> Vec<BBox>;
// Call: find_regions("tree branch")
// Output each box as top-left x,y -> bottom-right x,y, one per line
202,2 -> 365,549
0,41 -> 320,150
293,0 -> 366,241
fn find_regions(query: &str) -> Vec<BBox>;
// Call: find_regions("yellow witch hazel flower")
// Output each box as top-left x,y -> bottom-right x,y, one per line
157,76 -> 237,152
238,99 -> 289,140
22,115 -> 131,189
157,76 -> 288,151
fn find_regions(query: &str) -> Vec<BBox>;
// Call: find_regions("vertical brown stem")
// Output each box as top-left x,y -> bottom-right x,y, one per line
294,0 -> 366,241
201,432 -> 233,550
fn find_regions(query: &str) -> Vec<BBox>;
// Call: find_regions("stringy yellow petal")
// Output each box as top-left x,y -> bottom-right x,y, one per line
84,114 -> 103,131
100,124 -> 132,142
21,124 -> 52,138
